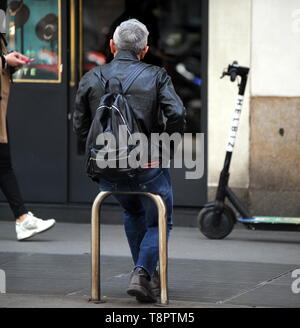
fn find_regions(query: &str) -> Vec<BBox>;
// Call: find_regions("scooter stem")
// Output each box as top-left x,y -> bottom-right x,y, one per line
215,62 -> 250,205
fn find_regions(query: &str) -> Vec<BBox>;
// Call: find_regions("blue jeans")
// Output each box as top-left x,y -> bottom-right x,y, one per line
99,168 -> 173,276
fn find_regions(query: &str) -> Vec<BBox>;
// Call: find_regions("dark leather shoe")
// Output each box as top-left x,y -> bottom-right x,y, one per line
127,267 -> 157,303
150,269 -> 160,297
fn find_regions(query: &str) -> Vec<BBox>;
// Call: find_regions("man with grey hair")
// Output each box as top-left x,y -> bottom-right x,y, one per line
74,19 -> 185,303
113,18 -> 149,56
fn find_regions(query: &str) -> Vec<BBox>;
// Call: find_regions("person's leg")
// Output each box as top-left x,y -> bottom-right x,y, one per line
99,169 -> 173,303
99,178 -> 147,266
0,143 -> 28,219
122,203 -> 147,265
135,168 -> 173,276
0,142 -> 56,240
126,168 -> 173,302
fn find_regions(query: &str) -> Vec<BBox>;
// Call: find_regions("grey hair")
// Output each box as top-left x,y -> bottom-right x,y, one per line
113,19 -> 149,55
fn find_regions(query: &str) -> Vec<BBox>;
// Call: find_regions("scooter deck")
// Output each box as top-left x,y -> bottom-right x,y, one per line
238,216 -> 300,224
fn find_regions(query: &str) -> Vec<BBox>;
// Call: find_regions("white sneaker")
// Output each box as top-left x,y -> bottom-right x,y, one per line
16,212 -> 56,241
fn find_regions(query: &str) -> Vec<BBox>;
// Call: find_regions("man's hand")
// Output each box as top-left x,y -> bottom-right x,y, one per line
4,51 -> 29,67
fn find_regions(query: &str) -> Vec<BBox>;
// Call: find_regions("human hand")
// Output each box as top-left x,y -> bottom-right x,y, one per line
4,51 -> 31,67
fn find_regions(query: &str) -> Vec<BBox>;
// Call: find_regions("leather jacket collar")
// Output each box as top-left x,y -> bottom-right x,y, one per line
113,50 -> 140,62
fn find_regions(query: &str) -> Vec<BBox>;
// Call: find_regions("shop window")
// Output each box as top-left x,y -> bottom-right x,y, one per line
81,0 -> 202,133
6,0 -> 61,82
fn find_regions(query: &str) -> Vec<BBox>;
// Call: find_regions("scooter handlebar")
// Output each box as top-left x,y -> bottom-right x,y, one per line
221,61 -> 249,82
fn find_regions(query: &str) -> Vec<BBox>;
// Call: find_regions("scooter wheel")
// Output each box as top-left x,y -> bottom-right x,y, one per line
197,205 -> 236,239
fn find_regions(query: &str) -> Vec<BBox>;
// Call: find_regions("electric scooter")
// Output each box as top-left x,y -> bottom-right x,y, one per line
197,61 -> 300,239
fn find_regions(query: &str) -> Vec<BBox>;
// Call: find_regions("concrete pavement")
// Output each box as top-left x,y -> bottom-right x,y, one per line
0,220 -> 300,308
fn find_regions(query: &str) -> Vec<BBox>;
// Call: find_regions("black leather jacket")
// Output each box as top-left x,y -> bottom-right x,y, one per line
73,50 -> 186,144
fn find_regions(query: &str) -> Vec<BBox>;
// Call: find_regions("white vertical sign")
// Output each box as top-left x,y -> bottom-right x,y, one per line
226,95 -> 244,152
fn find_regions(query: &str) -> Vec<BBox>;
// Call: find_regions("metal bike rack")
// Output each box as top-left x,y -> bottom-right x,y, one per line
90,191 -> 169,305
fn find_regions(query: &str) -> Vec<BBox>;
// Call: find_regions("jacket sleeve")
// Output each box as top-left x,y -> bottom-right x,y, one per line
158,68 -> 186,134
73,71 -> 93,143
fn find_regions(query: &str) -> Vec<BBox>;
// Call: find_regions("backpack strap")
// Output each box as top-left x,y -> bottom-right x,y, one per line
122,63 -> 149,94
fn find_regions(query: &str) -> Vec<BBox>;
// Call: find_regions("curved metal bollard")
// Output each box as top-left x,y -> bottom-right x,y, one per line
90,191 -> 169,305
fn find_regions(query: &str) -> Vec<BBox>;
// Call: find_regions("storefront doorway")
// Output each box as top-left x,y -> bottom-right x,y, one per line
1,0 -> 208,217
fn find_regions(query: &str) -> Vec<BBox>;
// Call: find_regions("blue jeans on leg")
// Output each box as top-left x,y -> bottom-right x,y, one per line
99,168 -> 173,276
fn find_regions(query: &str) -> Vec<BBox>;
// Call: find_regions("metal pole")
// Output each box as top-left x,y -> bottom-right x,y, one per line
90,191 -> 168,305
147,193 -> 168,305
91,191 -> 111,302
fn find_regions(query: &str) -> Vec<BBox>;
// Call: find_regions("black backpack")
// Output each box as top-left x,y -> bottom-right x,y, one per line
86,63 -> 149,182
